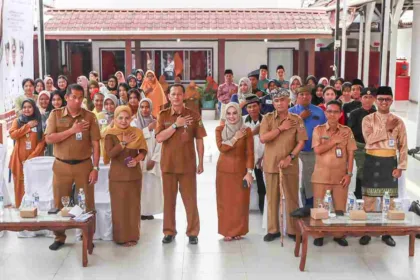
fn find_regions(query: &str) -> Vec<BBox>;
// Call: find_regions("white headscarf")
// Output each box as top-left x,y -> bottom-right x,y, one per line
237,77 -> 253,103
221,102 -> 246,146
135,98 -> 155,129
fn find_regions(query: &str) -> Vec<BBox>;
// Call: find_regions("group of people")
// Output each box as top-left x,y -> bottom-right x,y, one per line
9,64 -> 407,251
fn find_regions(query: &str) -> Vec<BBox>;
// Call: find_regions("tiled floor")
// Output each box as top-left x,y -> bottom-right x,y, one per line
1,101 -> 420,280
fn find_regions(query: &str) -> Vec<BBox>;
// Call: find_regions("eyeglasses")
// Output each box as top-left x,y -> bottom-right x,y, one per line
326,110 -> 341,114
377,98 -> 393,103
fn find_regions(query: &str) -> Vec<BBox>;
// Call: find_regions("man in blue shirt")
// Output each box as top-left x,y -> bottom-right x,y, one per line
289,86 -> 327,207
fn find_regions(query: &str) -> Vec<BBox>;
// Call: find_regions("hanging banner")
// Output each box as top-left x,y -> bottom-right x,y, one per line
0,0 -> 34,114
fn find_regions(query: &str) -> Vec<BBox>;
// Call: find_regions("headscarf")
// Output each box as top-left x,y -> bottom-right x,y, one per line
221,102 -> 246,146
159,75 -> 169,93
115,71 -> 126,84
135,98 -> 155,130
44,76 -> 56,92
34,78 -> 45,95
140,70 -> 168,117
89,80 -> 100,100
103,105 -> 148,164
107,75 -> 118,91
46,90 -> 66,113
135,69 -> 144,87
36,90 -> 51,114
126,74 -> 138,89
237,77 -> 253,103
18,99 -> 43,141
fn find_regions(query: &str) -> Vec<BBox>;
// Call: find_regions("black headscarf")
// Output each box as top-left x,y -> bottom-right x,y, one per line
46,90 -> 66,114
18,99 -> 43,141
126,74 -> 138,89
107,75 -> 118,91
34,78 -> 45,95
311,84 -> 324,106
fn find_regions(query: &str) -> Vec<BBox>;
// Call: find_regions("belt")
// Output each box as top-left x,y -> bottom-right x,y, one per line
366,149 -> 396,157
56,157 -> 90,165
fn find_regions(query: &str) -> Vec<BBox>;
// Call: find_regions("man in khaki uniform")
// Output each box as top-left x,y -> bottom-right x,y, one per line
260,88 -> 307,242
156,84 -> 207,245
311,100 -> 357,247
45,84 -> 101,251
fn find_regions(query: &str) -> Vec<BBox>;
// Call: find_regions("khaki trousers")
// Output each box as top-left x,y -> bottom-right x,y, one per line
52,159 -> 95,243
264,172 -> 299,235
313,183 -> 348,212
162,172 -> 200,236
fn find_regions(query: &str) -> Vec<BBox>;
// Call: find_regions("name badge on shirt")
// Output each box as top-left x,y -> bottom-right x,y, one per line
76,132 -> 83,141
31,127 -> 37,133
389,138 -> 395,147
266,100 -> 273,105
25,141 -> 32,150
336,147 -> 343,158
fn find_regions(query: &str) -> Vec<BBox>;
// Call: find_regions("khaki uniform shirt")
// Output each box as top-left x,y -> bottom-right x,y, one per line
362,112 -> 408,170
45,107 -> 101,160
156,106 -> 207,174
311,123 -> 357,184
260,112 -> 308,174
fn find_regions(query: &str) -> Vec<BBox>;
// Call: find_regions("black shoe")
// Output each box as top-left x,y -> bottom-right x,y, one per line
416,234 -> 420,239
49,241 -> 65,251
263,232 -> 281,242
141,215 -> 148,220
359,236 -> 371,245
382,235 -> 396,247
147,215 -> 154,220
313,238 -> 324,246
162,235 -> 175,244
189,236 -> 198,245
334,237 -> 349,247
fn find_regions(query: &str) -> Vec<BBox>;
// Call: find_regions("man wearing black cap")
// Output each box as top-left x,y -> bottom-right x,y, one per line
243,94 -> 266,213
248,70 -> 260,94
360,86 -> 407,247
257,65 -> 269,92
347,88 -> 377,199
343,79 -> 365,121
275,65 -> 289,89
217,69 -> 238,121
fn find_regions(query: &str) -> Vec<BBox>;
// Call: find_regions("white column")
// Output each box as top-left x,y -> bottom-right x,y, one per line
363,3 -> 375,86
357,13 -> 364,79
413,3 -> 420,147
380,0 -> 391,86
388,0 -> 404,98
341,0 -> 348,78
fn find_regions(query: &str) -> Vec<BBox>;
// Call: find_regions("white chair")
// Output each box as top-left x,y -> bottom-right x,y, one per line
19,156 -> 55,237
0,144 -> 12,238
93,160 -> 113,241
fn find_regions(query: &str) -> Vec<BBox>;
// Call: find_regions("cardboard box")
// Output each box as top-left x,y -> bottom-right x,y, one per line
349,210 -> 367,220
387,210 -> 405,220
60,207 -> 74,217
20,208 -> 38,218
311,208 -> 329,220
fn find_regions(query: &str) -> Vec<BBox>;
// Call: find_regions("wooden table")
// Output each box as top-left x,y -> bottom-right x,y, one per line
294,212 -> 420,272
0,209 -> 95,267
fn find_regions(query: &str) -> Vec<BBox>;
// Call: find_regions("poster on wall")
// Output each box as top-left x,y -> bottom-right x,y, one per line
0,0 -> 34,114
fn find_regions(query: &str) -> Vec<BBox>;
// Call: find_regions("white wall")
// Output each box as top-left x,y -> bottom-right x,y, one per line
225,41 -> 299,83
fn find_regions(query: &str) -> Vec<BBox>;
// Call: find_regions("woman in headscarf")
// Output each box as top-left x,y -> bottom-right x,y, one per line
9,99 -> 46,208
115,71 -> 126,84
106,75 -> 119,96
34,78 -> 45,95
57,75 -> 68,98
36,91 -> 50,127
128,89 -> 145,117
44,90 -> 66,157
311,84 -> 324,106
289,75 -> 302,106
15,78 -> 38,113
126,74 -> 138,90
118,82 -> 130,106
77,75 -> 93,110
140,70 -> 168,117
318,77 -> 329,87
44,76 -> 56,92
215,102 -> 254,241
306,75 -> 317,89
104,105 -> 148,247
135,69 -> 144,88
184,81 -> 201,115
230,77 -> 253,116
133,98 -> 163,221
159,75 -> 170,95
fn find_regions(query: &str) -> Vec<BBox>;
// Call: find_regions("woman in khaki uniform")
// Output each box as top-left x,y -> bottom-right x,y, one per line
9,99 -> 45,207
104,106 -> 148,247
215,102 -> 254,241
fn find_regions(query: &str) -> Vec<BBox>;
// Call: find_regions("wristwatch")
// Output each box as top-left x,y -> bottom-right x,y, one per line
247,168 -> 254,174
93,166 -> 100,171
346,172 -> 353,177
289,153 -> 296,160
172,123 -> 178,129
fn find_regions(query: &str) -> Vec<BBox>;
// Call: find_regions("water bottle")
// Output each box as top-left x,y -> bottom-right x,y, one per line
324,190 -> 335,217
383,191 -> 391,214
33,192 -> 40,209
0,195 -> 4,216
347,192 -> 356,213
78,189 -> 86,213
